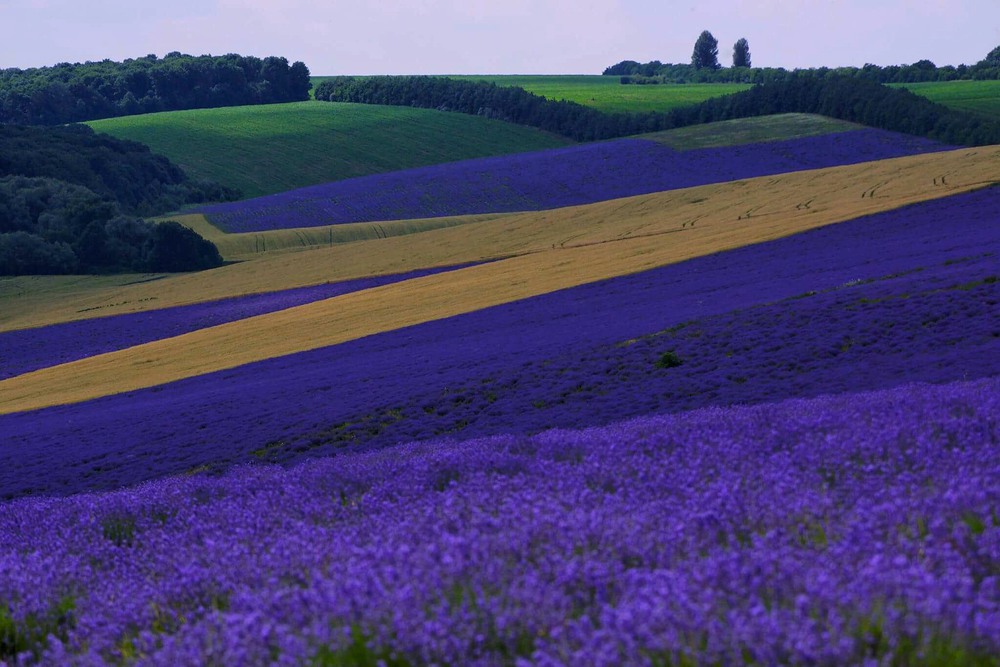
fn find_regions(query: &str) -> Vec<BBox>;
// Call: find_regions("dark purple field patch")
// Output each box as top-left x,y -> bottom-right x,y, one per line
196,129 -> 949,232
1,187 -> 995,500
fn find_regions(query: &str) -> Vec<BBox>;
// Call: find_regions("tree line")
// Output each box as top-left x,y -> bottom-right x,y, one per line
605,41 -> 1000,84
0,53 -> 312,125
314,73 -> 1000,146
0,125 -> 233,275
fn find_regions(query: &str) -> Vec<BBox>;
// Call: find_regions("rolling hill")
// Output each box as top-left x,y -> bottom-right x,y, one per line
893,79 -> 1000,120
85,102 -> 571,199
2,83 -> 999,663
1,144 -> 995,413
191,126 -> 946,238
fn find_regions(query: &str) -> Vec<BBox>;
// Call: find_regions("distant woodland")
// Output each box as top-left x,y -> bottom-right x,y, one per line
604,43 -> 1000,84
315,72 -> 1000,146
0,125 -> 233,275
0,53 -> 312,125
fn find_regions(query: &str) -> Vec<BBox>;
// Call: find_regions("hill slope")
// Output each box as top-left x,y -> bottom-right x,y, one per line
1,145 -> 995,412
86,102 -> 571,199
193,126 -> 947,235
893,80 -> 1000,120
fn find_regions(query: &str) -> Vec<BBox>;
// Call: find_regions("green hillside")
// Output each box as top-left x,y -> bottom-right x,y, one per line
893,80 -> 1000,120
447,75 -> 750,113
86,102 -> 572,199
314,75 -> 749,114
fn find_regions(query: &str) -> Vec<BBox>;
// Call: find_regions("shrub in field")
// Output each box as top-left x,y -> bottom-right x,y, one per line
655,351 -> 683,369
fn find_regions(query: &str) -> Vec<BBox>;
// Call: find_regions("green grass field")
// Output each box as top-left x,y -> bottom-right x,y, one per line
892,80 -> 1000,120
314,75 -> 749,114
312,75 -> 1000,119
87,102 -> 571,199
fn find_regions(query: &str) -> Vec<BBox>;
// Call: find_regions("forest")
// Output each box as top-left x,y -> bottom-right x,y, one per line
0,125 -> 232,275
604,43 -> 1000,83
0,53 -> 311,125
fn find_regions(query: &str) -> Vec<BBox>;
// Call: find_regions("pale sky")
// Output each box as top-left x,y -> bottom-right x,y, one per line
1,0 -> 997,74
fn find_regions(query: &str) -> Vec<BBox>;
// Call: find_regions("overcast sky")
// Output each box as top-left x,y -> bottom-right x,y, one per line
2,0 -> 997,74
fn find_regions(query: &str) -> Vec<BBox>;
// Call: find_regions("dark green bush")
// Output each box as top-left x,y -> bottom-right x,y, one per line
655,351 -> 684,369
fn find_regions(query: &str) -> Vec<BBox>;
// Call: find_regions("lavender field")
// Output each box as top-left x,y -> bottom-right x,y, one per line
1,187 -> 996,500
196,129 -> 948,233
1,128 -> 998,666
1,377 -> 998,665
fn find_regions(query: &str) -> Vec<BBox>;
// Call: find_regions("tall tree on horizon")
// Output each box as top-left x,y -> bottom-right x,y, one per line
691,30 -> 720,69
733,37 -> 751,68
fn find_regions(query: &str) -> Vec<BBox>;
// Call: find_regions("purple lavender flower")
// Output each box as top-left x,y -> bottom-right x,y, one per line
0,377 -> 997,665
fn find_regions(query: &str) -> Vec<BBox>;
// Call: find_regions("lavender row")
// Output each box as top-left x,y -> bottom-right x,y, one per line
1,188 -> 996,499
254,248 -> 998,461
0,263 -> 478,380
197,129 -> 948,233
1,377 -> 998,665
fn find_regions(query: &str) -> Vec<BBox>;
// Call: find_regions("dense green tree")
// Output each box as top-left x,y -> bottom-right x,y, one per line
733,38 -> 751,68
602,60 -> 642,76
980,44 -> 1000,67
142,221 -> 223,272
691,31 -> 720,70
0,231 -> 78,275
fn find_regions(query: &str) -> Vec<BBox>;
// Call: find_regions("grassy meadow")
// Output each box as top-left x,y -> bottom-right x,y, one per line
406,75 -> 751,113
312,75 -> 750,113
86,102 -> 570,198
892,79 -> 1000,120
312,75 -> 1000,121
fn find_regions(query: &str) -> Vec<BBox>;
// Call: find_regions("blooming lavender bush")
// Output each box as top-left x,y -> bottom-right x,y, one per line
1,377 -> 998,665
1,188 -> 995,500
197,129 -> 949,233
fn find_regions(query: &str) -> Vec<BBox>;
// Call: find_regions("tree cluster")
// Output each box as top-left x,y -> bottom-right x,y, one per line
316,71 -> 1000,145
0,124 -> 233,275
606,42 -> 1000,84
314,73 -> 1000,147
0,53 -> 311,125
0,176 -> 223,275
0,124 -> 239,214
690,73 -> 1000,145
